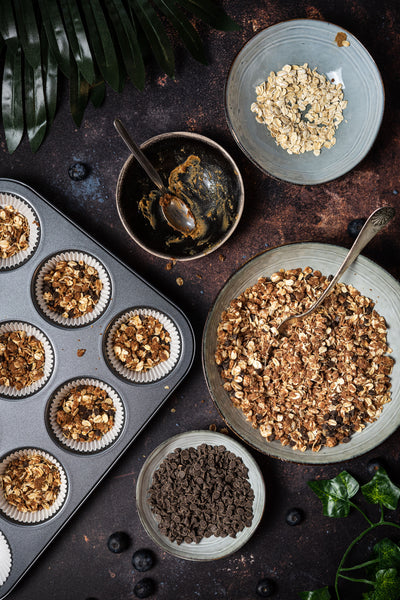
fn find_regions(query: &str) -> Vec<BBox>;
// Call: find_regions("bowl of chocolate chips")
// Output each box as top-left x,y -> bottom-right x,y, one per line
136,430 -> 265,560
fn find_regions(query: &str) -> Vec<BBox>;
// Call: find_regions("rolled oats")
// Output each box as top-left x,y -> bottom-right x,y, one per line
250,64 -> 347,156
112,314 -> 171,372
56,384 -> 116,442
42,259 -> 102,319
215,267 -> 394,452
0,330 -> 45,389
0,205 -> 29,259
0,454 -> 61,512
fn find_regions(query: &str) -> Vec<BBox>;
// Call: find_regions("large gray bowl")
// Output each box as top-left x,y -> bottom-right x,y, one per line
202,243 -> 400,464
225,19 -> 384,185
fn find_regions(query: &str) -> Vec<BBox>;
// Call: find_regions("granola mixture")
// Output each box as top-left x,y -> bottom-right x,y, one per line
42,259 -> 102,319
250,64 -> 347,156
215,267 -> 394,452
0,330 -> 45,390
0,454 -> 61,512
0,205 -> 29,258
56,384 -> 116,442
113,314 -> 170,372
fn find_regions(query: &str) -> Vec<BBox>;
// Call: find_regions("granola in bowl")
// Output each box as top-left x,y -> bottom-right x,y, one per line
214,267 -> 394,453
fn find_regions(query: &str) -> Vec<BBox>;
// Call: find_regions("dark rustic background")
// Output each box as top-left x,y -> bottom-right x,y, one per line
1,1 -> 400,599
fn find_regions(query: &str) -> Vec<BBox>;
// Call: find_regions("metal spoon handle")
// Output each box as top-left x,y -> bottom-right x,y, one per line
302,206 -> 395,317
114,118 -> 166,193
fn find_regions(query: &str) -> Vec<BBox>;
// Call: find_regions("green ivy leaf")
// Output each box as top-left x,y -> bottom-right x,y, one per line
361,468 -> 400,510
308,471 -> 359,518
373,568 -> 400,600
373,539 -> 400,571
299,587 -> 332,599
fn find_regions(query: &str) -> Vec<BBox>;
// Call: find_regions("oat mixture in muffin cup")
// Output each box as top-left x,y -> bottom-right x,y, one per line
0,193 -> 40,271
105,308 -> 181,383
49,378 -> 124,453
0,449 -> 67,524
34,251 -> 111,327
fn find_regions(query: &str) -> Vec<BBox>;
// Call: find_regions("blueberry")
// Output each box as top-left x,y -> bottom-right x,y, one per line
107,531 -> 130,553
367,458 -> 385,477
68,161 -> 89,181
134,578 -> 156,598
285,508 -> 304,526
132,549 -> 155,572
347,218 -> 366,238
256,578 -> 275,597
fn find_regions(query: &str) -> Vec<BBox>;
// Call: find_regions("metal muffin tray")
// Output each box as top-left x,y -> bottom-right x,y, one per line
0,178 -> 195,598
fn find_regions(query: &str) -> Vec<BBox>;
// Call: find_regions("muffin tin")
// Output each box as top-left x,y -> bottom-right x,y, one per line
0,178 -> 195,597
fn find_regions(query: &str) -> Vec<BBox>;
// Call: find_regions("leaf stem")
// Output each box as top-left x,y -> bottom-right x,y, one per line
335,519 -> 400,599
338,574 -> 375,585
349,500 -> 373,526
340,558 -> 379,572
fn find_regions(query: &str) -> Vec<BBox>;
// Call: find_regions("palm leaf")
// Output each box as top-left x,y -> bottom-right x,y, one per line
104,0 -> 145,90
38,0 -> 71,78
24,56 -> 47,152
0,0 -> 19,55
175,0 -> 240,31
90,79 -> 106,108
129,0 -> 175,77
41,28 -> 58,126
70,55 -> 90,127
152,0 -> 207,64
2,46 -> 24,153
13,0 -> 41,69
59,0 -> 96,84
80,0 -> 121,91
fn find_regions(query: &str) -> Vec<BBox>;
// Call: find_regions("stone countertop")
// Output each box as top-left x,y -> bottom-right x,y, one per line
1,1 -> 400,599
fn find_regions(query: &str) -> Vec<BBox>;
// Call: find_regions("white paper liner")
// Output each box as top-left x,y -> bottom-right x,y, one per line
34,251 -> 111,327
105,308 -> 181,383
0,193 -> 40,271
0,531 -> 12,586
0,321 -> 54,398
49,378 -> 124,453
0,449 -> 68,524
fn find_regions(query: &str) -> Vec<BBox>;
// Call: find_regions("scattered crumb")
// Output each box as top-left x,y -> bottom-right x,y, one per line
209,423 -> 217,431
219,254 -> 226,262
220,428 -> 229,435
176,277 -> 184,286
77,348 -> 86,357
196,273 -> 202,279
335,32 -> 350,47
171,408 -> 176,413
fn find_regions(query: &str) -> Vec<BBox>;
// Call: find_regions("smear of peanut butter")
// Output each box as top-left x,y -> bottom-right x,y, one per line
335,32 -> 350,47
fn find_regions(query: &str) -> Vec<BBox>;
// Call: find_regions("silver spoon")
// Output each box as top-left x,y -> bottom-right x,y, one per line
114,118 -> 196,235
278,206 -> 395,334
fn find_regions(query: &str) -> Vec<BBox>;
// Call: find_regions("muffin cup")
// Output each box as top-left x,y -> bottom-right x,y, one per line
0,193 -> 40,271
48,378 -> 125,453
33,251 -> 111,327
0,531 -> 12,586
0,448 -> 68,524
105,308 -> 181,383
0,321 -> 54,398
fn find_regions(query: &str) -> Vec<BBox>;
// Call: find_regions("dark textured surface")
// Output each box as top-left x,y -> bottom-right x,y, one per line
1,1 -> 400,599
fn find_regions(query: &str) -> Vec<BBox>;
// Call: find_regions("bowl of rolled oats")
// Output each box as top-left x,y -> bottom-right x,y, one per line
116,131 -> 244,260
225,19 -> 384,184
202,242 -> 400,463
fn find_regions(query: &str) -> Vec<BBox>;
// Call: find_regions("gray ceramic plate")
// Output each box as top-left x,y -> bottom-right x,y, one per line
225,19 -> 384,184
136,430 -> 265,560
202,243 -> 400,464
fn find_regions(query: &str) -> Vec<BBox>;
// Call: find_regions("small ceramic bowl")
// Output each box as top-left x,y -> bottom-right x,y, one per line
136,430 -> 265,560
225,19 -> 384,185
116,132 -> 244,261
